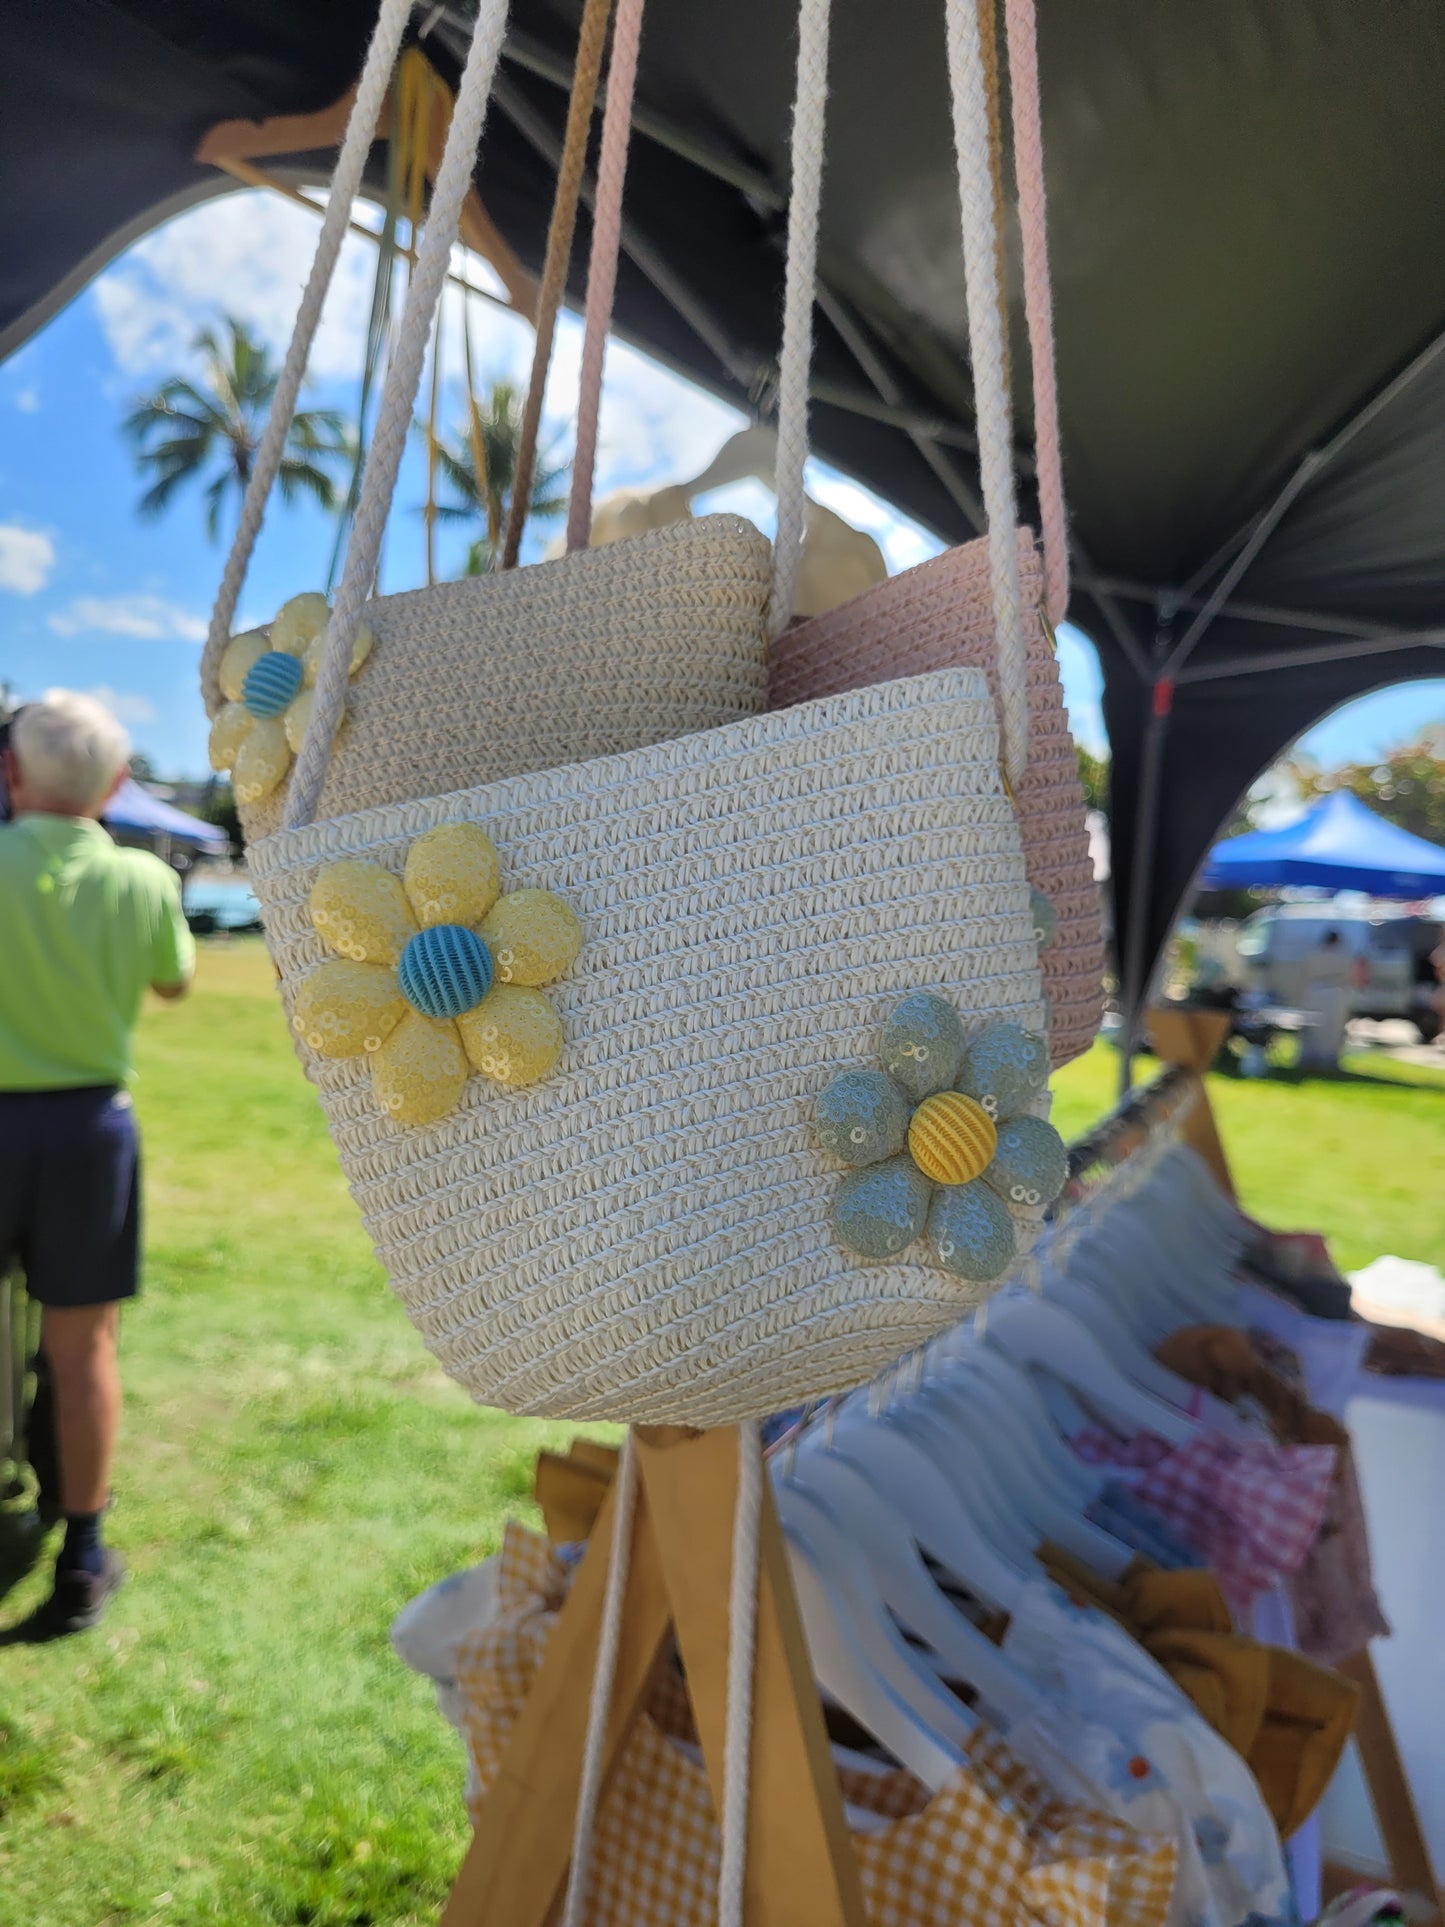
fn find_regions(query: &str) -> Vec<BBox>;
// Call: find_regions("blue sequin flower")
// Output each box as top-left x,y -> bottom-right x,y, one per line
813,994 -> 1067,1285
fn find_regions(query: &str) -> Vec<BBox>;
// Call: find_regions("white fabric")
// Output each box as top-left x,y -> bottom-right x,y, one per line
1003,1580 -> 1296,1927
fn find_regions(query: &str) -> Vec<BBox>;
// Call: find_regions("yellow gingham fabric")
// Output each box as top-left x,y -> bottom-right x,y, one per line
452,1527 -> 1177,1927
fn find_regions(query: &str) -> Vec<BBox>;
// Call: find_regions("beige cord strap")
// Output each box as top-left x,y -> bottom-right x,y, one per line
564,0 -> 648,554
287,0 -> 512,829
497,0 -> 616,572
201,0 -> 413,714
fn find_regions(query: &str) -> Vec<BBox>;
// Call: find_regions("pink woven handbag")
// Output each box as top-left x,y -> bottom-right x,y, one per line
767,0 -> 1103,1067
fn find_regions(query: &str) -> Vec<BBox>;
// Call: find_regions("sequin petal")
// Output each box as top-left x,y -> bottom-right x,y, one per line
302,617 -> 374,688
231,717 -> 292,803
833,1155 -> 932,1260
370,1011 -> 469,1126
456,984 -> 563,1088
478,889 -> 582,986
217,629 -> 269,704
403,822 -> 502,930
814,1068 -> 910,1167
271,592 -> 330,657
879,991 -> 965,1100
309,859 -> 417,964
207,701 -> 253,773
290,960 -> 406,1059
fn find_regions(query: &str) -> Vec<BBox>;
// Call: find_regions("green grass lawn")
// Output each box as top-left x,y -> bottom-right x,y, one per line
1,943 -> 1440,1923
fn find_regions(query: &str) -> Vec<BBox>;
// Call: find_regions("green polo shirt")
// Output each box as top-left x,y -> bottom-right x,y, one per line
0,813 -> 195,1091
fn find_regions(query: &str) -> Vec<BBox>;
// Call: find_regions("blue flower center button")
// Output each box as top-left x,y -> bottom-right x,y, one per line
241,649 -> 305,719
398,924 -> 494,1020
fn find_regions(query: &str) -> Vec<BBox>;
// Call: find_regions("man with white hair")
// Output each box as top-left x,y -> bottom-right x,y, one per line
0,691 -> 194,1634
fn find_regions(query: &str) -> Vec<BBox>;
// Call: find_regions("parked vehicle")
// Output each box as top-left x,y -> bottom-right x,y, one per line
1232,905 -> 1442,1042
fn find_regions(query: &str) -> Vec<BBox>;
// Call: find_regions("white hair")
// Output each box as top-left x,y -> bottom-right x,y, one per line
13,691 -> 131,812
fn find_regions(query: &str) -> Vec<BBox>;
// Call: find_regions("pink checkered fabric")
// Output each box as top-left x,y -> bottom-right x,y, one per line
1072,1429 -> 1337,1618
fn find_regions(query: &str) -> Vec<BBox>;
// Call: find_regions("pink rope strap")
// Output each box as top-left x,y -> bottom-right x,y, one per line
1003,0 -> 1069,628
566,0 -> 648,553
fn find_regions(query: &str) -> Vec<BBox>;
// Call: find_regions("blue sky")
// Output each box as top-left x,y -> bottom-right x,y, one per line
2,187 -> 1441,789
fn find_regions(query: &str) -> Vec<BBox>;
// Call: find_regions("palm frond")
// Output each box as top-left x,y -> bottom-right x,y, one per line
203,470 -> 233,542
277,458 -> 340,513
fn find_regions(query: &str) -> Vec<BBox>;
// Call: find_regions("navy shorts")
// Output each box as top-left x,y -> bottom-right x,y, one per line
0,1087 -> 141,1308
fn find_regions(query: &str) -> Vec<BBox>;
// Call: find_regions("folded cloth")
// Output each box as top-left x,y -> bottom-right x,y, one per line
1038,1547 -> 1359,1836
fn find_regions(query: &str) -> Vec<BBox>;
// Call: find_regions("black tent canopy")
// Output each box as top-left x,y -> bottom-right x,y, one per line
4,1 -> 1445,1031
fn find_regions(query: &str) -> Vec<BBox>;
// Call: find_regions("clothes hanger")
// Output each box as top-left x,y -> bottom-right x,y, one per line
924,1327 -> 1108,1507
781,1521 -> 962,1794
981,1294 -> 1201,1445
770,1479 -> 986,1765
1040,1265 -> 1236,1413
787,1441 -> 1046,1731
912,1356 -> 1138,1578
823,1405 -> 1027,1615
1067,1217 -> 1213,1337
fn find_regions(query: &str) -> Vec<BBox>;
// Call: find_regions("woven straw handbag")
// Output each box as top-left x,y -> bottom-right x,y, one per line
237,0 -> 1070,1426
198,0 -> 769,845
767,0 -> 1103,1069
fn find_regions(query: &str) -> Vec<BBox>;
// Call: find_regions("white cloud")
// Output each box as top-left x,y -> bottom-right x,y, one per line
79,685 -> 160,727
14,386 -> 39,413
93,189 -> 376,381
47,595 -> 206,642
0,525 -> 55,594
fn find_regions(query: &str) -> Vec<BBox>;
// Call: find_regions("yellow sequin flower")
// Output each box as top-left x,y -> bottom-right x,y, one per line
208,592 -> 374,805
291,821 -> 582,1127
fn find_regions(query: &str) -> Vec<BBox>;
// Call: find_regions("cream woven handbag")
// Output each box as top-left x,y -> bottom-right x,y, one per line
768,0 -> 1103,1069
241,0 -> 1064,1426
198,0 -> 769,845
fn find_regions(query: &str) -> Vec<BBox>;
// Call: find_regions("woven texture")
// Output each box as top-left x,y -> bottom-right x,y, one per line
224,514 -> 770,841
248,668 -> 1046,1425
769,530 -> 1103,1066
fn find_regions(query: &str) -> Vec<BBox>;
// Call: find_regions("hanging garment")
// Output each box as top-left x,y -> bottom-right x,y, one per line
1001,1581 -> 1298,1927
1068,1428 -> 1337,1619
1087,1484 -> 1203,1570
1036,1549 -> 1358,1836
450,1525 -> 1178,1927
1152,1322 -> 1389,1663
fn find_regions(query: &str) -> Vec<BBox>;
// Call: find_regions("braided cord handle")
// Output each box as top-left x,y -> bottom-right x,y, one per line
565,0 -> 648,554
498,0 -> 617,572
945,0 -> 1028,786
287,0 -> 513,829
1004,0 -> 1069,628
200,0 -> 414,716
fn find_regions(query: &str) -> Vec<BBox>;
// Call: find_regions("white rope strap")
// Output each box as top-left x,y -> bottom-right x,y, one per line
944,0 -> 1029,787
286,0 -> 512,830
766,0 -> 833,641
718,1420 -> 764,1927
201,0 -> 413,715
560,1430 -> 638,1927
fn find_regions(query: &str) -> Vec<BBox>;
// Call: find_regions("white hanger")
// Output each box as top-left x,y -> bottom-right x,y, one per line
913,1359 -> 1137,1578
773,1480 -> 973,1779
982,1294 -> 1200,1445
824,1407 -> 1027,1615
939,1334 -> 1105,1506
1068,1218 -> 1210,1337
788,1442 -> 1046,1731
782,1524 -> 962,1793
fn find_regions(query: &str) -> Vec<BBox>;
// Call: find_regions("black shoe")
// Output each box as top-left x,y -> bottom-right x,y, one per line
36,1548 -> 126,1636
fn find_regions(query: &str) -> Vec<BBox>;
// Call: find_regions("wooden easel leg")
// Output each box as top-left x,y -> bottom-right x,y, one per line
442,1426 -> 866,1926
637,1426 -> 868,1927
1334,1649 -> 1443,1921
439,1465 -> 671,1927
1147,1007 -> 1237,1199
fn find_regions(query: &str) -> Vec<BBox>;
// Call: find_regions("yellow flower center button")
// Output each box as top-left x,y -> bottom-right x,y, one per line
908,1091 -> 997,1187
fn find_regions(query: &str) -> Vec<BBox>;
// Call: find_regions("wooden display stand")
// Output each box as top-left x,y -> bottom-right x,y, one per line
441,1426 -> 865,1926
1148,1007 -> 1442,1923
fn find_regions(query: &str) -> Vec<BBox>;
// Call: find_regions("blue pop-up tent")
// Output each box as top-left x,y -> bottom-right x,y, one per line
1200,790 -> 1445,897
103,778 -> 227,849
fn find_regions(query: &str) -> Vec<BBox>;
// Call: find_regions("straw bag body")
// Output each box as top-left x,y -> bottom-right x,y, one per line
248,667 -> 1046,1425
220,0 -> 1078,1426
769,531 -> 1102,1065
230,515 -> 770,842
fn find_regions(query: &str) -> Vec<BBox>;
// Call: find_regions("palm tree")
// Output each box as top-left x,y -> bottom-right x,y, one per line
123,316 -> 351,540
429,379 -> 569,574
